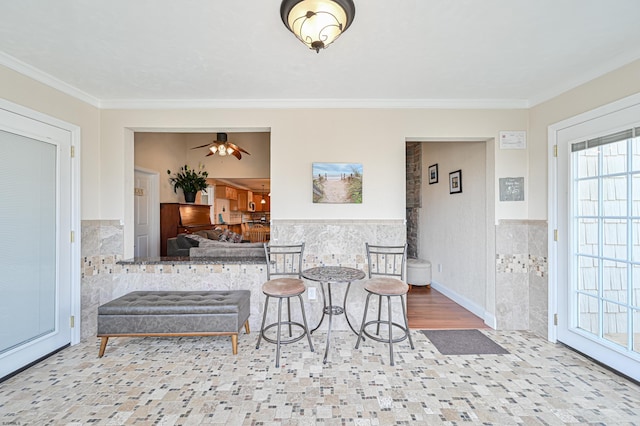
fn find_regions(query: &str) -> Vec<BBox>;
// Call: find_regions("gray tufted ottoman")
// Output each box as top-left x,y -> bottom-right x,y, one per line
97,290 -> 250,357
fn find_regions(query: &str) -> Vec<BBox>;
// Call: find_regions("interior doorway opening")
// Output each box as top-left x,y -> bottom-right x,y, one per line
405,139 -> 493,329
132,130 -> 271,258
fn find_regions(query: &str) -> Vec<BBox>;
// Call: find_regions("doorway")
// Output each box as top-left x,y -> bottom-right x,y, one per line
551,94 -> 640,382
406,140 -> 492,328
0,101 -> 80,380
134,168 -> 160,257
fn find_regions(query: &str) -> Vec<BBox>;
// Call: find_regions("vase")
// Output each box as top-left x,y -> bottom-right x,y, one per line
183,191 -> 196,203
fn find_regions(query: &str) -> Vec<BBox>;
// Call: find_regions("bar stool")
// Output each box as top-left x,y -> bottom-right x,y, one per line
256,242 -> 314,367
355,243 -> 414,366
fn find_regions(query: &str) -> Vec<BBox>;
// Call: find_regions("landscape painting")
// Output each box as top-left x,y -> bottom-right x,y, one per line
312,162 -> 363,204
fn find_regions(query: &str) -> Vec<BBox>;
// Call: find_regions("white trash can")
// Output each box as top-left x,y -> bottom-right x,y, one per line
407,258 -> 431,287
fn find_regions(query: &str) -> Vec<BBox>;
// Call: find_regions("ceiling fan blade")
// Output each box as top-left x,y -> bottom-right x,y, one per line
231,150 -> 242,160
191,143 -> 213,149
205,151 -> 214,156
227,142 -> 250,155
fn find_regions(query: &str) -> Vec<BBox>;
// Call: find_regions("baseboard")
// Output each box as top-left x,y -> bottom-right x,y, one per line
430,280 -> 495,329
483,311 -> 497,329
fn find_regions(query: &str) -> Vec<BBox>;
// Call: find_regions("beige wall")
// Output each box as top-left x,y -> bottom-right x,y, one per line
97,108 -> 528,257
0,65 -> 101,218
421,141 -> 487,309
134,133 -> 188,203
4,58 -> 640,256
528,59 -> 640,219
4,58 -> 640,335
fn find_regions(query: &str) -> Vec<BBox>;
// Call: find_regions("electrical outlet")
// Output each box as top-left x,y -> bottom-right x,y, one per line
308,287 -> 316,300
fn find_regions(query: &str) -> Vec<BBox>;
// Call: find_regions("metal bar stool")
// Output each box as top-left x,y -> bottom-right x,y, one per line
355,243 -> 414,366
256,242 -> 314,367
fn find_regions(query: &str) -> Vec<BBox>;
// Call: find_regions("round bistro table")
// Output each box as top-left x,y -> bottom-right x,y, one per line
301,266 -> 366,364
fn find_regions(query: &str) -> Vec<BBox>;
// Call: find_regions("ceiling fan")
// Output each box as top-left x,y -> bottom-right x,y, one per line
191,132 -> 251,160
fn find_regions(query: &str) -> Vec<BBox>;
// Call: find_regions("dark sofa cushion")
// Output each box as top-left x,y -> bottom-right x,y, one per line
177,234 -> 199,248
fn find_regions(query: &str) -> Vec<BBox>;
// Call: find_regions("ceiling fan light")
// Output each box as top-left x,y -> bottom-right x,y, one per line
196,133 -> 249,159
281,0 -> 355,53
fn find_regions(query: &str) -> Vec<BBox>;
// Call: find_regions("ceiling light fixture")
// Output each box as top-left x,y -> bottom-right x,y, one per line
190,133 -> 251,160
261,185 -> 267,204
280,0 -> 356,53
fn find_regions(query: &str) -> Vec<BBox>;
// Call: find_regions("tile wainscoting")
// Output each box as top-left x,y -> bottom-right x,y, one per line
79,219 -> 549,341
79,219 -> 406,340
495,220 -> 548,337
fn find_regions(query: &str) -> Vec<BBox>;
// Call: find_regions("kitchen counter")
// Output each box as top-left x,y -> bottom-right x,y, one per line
118,256 -> 266,265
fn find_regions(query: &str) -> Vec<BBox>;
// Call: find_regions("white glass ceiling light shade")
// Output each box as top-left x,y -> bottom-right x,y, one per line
280,0 -> 355,53
214,144 -> 227,156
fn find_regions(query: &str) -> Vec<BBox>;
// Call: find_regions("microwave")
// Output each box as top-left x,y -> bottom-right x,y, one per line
248,201 -> 256,212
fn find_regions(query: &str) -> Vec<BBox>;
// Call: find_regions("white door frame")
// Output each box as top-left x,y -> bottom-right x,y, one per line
548,92 -> 640,381
134,167 -> 160,257
0,98 -> 81,346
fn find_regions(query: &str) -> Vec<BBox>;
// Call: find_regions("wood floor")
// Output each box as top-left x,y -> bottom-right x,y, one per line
407,285 -> 488,330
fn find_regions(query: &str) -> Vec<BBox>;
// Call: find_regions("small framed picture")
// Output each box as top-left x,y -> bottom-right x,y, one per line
449,170 -> 462,194
428,164 -> 438,184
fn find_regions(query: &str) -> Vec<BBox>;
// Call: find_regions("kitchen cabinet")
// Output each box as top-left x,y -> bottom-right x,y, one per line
217,223 -> 242,235
215,185 -> 238,200
253,194 -> 270,212
237,190 -> 254,211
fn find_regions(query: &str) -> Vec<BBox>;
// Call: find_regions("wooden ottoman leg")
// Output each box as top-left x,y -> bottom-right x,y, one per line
231,334 -> 238,355
98,337 -> 109,358
244,319 -> 250,334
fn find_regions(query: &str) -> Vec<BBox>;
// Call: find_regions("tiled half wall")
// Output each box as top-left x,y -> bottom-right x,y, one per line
495,220 -> 548,337
80,219 -> 406,340
81,219 -> 549,341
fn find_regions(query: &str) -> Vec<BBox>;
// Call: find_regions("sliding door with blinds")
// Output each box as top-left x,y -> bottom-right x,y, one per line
554,98 -> 640,382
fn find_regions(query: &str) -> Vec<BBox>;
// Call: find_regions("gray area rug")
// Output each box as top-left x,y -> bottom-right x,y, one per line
421,329 -> 509,355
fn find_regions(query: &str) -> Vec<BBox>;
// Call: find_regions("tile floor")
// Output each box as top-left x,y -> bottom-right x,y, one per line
1,330 -> 639,425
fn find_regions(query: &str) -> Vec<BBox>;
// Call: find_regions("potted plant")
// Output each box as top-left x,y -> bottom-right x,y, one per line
167,164 -> 209,203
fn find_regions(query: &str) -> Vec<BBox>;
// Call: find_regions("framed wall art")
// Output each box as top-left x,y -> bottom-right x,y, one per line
312,162 -> 363,204
449,169 -> 462,194
428,163 -> 438,184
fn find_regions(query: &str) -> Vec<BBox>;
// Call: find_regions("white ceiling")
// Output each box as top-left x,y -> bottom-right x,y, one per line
1,1 -> 640,108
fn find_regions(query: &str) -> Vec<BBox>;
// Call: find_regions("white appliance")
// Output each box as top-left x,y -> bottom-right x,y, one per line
201,185 -> 214,205
248,201 -> 256,212
201,185 -> 216,224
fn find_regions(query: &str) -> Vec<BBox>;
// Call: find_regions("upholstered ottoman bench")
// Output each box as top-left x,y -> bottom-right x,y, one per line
97,290 -> 250,357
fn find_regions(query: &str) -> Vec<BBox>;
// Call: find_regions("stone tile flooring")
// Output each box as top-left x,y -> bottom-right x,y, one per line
1,330 -> 639,425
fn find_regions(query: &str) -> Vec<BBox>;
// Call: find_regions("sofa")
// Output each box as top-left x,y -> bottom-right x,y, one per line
166,231 -> 265,258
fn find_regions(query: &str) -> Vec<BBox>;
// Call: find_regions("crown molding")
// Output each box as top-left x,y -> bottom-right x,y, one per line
99,97 -> 530,110
528,49 -> 640,107
0,52 -> 101,108
0,54 -> 530,109
0,51 -> 540,111
4,48 -> 640,111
